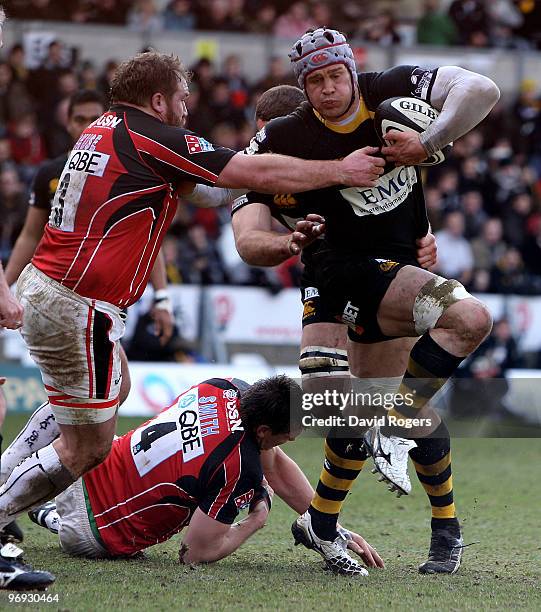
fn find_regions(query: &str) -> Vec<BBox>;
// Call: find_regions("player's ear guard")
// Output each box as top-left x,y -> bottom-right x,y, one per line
249,484 -> 272,514
374,97 -> 452,166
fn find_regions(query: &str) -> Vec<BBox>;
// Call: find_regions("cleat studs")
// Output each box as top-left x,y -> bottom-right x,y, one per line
371,467 -> 378,474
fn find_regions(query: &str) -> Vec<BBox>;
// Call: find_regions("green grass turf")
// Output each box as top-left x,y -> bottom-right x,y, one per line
1,414 -> 540,611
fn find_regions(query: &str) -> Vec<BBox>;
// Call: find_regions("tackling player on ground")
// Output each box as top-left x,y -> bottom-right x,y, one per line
233,27 -> 499,576
26,375 -> 382,570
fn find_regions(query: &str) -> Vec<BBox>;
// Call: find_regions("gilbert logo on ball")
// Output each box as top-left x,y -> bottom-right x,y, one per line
374,96 -> 452,166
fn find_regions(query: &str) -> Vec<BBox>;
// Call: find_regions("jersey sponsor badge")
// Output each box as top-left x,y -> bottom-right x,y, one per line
410,67 -> 435,100
304,286 -> 319,300
302,300 -> 316,321
234,489 -> 255,509
185,135 -> 215,154
225,397 -> 244,432
377,259 -> 399,272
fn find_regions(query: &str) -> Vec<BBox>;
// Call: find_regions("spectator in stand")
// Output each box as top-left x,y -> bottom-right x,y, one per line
7,112 -> 46,176
178,224 -> 228,285
434,210 -> 474,285
0,61 -> 32,126
461,190 -> 488,238
359,9 -> 401,46
9,0 -> 68,21
127,0 -> 164,33
488,0 -> 526,49
97,59 -> 118,103
0,167 -> 27,261
222,54 -> 250,112
515,0 -> 541,49
246,2 -> 276,33
436,168 -> 461,211
190,57 -> 215,109
7,44 -> 28,84
162,0 -> 196,31
273,2 -> 312,39
208,77 -> 245,128
228,0 -> 248,32
448,0 -> 489,46
72,0 -> 130,25
425,185 -> 445,232
510,79 -> 541,154
521,221 -> 541,276
311,1 -> 333,29
490,246 -> 538,293
503,191 -> 534,249
471,218 -> 508,272
197,0 -> 236,31
417,0 -> 458,46
256,56 -> 297,91
29,40 -> 74,125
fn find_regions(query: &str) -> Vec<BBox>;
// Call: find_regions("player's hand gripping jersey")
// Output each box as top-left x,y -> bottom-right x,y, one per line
32,106 -> 236,308
234,66 -> 437,262
82,378 -> 263,557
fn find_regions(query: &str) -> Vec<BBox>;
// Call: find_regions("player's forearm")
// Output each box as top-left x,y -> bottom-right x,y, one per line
251,155 -> 344,193
236,229 -> 292,266
4,233 -> 41,286
218,153 -> 346,194
181,515 -> 264,564
149,251 -> 167,291
264,448 -> 314,515
421,66 -> 500,156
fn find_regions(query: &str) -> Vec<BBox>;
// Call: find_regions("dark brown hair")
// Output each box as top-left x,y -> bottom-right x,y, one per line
110,51 -> 191,106
255,84 -> 305,122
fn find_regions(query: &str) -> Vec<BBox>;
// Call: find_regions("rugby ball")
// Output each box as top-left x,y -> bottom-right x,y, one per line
374,97 -> 452,166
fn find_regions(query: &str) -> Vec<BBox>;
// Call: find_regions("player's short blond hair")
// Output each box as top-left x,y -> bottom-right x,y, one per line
110,51 -> 191,107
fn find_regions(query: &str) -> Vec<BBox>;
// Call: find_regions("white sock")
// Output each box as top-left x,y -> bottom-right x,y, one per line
0,402 -> 59,485
0,443 -> 74,530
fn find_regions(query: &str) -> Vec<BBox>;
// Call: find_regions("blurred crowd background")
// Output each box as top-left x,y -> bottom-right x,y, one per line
2,0 -> 541,378
3,0 -> 541,49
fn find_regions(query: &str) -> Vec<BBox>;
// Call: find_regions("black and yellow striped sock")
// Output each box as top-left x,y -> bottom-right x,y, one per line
308,433 -> 368,540
409,422 -> 459,531
386,333 -> 463,428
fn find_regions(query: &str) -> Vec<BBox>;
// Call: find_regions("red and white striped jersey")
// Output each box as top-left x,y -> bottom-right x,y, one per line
32,106 -> 236,308
82,378 -> 262,557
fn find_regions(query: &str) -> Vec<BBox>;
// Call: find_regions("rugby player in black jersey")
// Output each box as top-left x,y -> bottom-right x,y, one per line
233,28 -> 499,576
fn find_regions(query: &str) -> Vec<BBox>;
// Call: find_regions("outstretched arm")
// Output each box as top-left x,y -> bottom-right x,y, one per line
261,447 -> 384,568
180,491 -> 271,564
216,147 -> 385,193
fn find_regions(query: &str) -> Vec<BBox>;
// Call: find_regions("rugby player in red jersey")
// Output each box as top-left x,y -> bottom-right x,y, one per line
0,50 -> 386,575
28,376 -> 383,570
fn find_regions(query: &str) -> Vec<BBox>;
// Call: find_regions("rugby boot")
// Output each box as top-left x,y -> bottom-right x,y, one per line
0,543 -> 55,590
364,426 -> 416,496
28,502 -> 60,535
418,521 -> 464,574
0,521 -> 23,544
292,511 -> 368,577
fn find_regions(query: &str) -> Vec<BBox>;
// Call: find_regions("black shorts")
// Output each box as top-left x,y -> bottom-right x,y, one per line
309,247 -> 418,344
300,264 -> 339,328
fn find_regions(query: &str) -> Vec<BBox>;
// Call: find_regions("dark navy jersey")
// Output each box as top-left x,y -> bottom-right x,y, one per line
233,65 -> 437,262
29,154 -> 69,212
